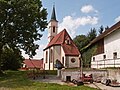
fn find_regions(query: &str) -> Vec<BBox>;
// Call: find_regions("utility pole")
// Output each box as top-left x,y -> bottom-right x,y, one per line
80,57 -> 83,79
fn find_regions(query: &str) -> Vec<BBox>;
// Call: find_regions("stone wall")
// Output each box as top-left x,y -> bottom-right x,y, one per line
61,70 -> 107,82
107,69 -> 120,82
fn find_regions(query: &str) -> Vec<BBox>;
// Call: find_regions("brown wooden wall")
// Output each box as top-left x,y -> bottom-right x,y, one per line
95,39 -> 104,55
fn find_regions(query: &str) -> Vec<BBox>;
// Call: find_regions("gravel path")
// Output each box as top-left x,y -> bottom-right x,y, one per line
86,82 -> 120,90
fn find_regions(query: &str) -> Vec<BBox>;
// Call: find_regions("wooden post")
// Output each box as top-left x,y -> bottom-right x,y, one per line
80,58 -> 83,79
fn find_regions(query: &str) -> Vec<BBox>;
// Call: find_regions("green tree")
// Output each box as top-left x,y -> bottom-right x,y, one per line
0,0 -> 47,73
73,28 -> 97,68
73,35 -> 88,51
99,25 -> 104,35
1,46 -> 24,70
73,28 -> 97,52
87,28 -> 97,42
82,45 -> 97,68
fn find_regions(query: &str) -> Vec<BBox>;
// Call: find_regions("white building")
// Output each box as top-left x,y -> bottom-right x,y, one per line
43,6 -> 80,70
91,21 -> 120,68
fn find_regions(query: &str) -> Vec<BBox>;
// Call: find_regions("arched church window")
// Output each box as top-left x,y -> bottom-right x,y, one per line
62,57 -> 64,65
71,58 -> 76,63
50,49 -> 53,63
46,51 -> 48,63
53,26 -> 55,33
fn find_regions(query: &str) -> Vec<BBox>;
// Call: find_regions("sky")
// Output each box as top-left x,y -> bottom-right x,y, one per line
22,0 -> 120,59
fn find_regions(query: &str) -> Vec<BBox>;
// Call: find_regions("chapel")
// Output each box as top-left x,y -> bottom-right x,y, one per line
43,6 -> 81,70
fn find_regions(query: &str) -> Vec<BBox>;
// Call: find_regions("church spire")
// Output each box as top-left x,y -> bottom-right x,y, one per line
48,5 -> 58,42
50,5 -> 57,21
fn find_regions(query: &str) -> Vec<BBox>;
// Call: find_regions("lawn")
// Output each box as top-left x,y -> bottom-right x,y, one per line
0,70 -> 97,90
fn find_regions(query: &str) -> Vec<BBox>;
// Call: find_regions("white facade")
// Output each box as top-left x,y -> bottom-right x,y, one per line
44,45 -> 80,70
43,6 -> 80,70
91,28 -> 120,68
48,20 -> 58,42
66,56 -> 80,68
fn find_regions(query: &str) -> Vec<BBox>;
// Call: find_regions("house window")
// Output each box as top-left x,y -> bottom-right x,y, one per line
62,57 -> 64,65
50,49 -> 53,63
113,52 -> 117,59
71,58 -> 76,63
53,26 -> 55,33
93,57 -> 95,61
46,51 -> 48,63
103,55 -> 106,59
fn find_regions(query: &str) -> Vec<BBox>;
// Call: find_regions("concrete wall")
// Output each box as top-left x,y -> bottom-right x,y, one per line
91,29 -> 120,68
108,69 -> 120,82
61,69 -> 120,83
61,70 -> 81,81
61,70 -> 107,82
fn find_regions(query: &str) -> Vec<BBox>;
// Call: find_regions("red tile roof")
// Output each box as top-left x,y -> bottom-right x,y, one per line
44,29 -> 80,56
23,59 -> 43,69
89,21 -> 120,46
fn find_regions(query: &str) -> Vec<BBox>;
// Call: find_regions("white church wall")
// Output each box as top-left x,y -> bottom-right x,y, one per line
67,56 -> 80,68
54,45 -> 61,62
49,47 -> 54,70
43,49 -> 50,70
48,20 -> 58,38
50,63 -> 54,70
61,47 -> 65,66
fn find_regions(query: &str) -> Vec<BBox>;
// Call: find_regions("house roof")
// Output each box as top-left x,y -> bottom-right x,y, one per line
89,21 -> 120,45
23,59 -> 43,69
44,29 -> 80,56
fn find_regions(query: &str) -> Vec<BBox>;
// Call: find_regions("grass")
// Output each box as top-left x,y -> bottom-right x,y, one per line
0,70 -> 98,90
39,70 -> 57,75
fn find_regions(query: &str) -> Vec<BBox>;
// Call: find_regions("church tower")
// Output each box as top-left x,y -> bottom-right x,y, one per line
48,5 -> 58,42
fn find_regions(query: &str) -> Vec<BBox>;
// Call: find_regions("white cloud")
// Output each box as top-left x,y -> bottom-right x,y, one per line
58,16 -> 98,37
81,5 -> 98,13
115,16 -> 120,22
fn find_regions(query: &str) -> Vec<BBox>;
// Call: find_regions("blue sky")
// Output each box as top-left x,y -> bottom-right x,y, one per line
22,0 -> 120,59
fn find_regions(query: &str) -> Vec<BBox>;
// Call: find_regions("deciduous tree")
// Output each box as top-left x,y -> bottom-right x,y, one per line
98,25 -> 104,35
1,46 -> 24,70
0,0 -> 47,73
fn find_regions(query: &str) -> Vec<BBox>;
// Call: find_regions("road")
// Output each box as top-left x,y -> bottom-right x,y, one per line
86,82 -> 120,90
